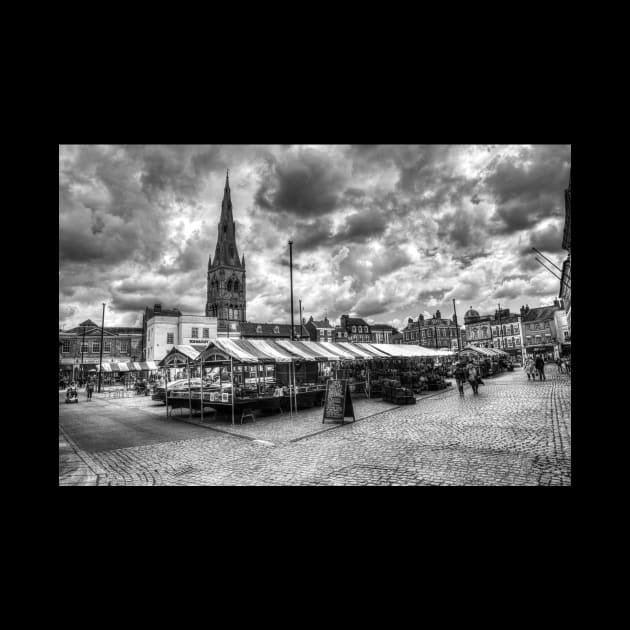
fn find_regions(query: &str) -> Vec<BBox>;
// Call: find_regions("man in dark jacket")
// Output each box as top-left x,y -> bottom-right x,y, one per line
535,355 -> 546,381
454,362 -> 467,396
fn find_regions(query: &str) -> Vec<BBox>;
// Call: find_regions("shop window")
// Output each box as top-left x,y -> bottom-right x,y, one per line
62,339 -> 71,353
92,342 -> 100,353
104,341 -> 112,353
167,333 -> 174,345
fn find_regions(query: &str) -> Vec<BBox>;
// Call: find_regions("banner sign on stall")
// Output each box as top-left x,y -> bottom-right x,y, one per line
322,379 -> 355,425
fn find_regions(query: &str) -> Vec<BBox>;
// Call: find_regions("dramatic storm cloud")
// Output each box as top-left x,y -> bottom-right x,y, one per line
59,144 -> 570,330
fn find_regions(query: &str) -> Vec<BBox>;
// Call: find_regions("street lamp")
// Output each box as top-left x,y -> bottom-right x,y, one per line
97,303 -> 105,393
288,240 -> 294,341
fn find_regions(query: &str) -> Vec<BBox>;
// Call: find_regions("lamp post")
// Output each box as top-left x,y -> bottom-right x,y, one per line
289,240 -> 294,341
299,298 -> 303,340
452,299 -> 461,356
97,303 -> 105,393
497,303 -> 505,352
80,324 -> 87,382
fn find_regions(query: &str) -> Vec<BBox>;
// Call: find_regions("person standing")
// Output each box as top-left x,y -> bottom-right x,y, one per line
535,355 -> 546,381
454,362 -> 467,396
86,377 -> 94,401
467,361 -> 479,395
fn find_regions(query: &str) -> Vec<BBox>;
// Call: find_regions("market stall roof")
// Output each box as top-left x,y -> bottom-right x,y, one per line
197,339 -> 259,363
462,345 -> 495,357
315,341 -> 357,360
275,340 -> 333,361
241,339 -> 295,362
365,343 -> 442,358
355,343 -> 394,358
97,360 -> 159,372
158,345 -> 202,367
337,342 -> 375,359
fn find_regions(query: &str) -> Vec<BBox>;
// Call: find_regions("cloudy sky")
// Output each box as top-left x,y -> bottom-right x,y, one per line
59,144 -> 571,331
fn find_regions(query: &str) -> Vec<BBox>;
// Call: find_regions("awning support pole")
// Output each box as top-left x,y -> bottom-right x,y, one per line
164,366 -> 168,417
187,357 -> 192,419
231,357 -> 234,426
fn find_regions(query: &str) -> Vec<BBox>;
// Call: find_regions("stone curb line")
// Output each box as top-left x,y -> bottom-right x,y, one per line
59,424 -> 108,483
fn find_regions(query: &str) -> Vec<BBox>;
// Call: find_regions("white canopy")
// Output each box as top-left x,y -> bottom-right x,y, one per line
315,341 -> 356,360
337,342 -> 375,359
245,339 -> 294,362
202,339 -> 259,363
369,343 -> 442,358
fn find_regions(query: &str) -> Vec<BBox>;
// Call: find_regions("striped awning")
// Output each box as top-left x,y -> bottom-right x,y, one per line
337,342 -> 374,359
362,343 -> 442,358
315,341 -> 356,360
244,339 -> 295,362
198,339 -> 259,363
355,343 -> 393,358
275,340 -> 329,361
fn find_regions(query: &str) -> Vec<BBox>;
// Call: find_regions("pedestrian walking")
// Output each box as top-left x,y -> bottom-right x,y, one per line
467,361 -> 479,395
525,357 -> 534,380
86,377 -> 94,401
535,355 -> 546,381
454,361 -> 467,396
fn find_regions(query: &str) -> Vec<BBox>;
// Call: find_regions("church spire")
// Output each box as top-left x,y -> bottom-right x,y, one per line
220,169 -> 233,224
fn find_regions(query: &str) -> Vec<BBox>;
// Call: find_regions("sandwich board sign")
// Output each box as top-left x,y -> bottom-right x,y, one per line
322,379 -> 355,425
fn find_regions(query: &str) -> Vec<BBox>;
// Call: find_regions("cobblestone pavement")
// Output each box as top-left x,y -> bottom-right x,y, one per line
59,367 -> 570,486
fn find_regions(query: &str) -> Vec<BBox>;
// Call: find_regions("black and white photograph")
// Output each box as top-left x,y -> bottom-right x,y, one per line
58,144 -> 571,486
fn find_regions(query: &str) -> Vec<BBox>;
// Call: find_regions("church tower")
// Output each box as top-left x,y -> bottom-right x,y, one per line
206,171 -> 246,329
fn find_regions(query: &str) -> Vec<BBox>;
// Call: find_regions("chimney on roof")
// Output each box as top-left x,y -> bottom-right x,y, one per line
340,314 -> 349,329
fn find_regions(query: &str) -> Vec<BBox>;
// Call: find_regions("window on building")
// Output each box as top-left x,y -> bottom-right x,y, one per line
92,342 -> 100,353
62,339 -> 71,353
515,338 -> 520,345
352,326 -> 356,333
104,341 -> 112,353
119,342 -> 128,353
166,333 -> 174,345
81,342 -> 89,353
534,323 -> 540,330
274,326 -> 280,334
256,325 -> 263,334
526,336 -> 531,345
203,328 -> 209,338
535,335 -> 542,344
191,328 -> 199,338
564,331 -> 569,341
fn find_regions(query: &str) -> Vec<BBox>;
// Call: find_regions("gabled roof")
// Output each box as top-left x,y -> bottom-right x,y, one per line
523,306 -> 559,322
307,318 -> 334,328
343,317 -> 369,328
